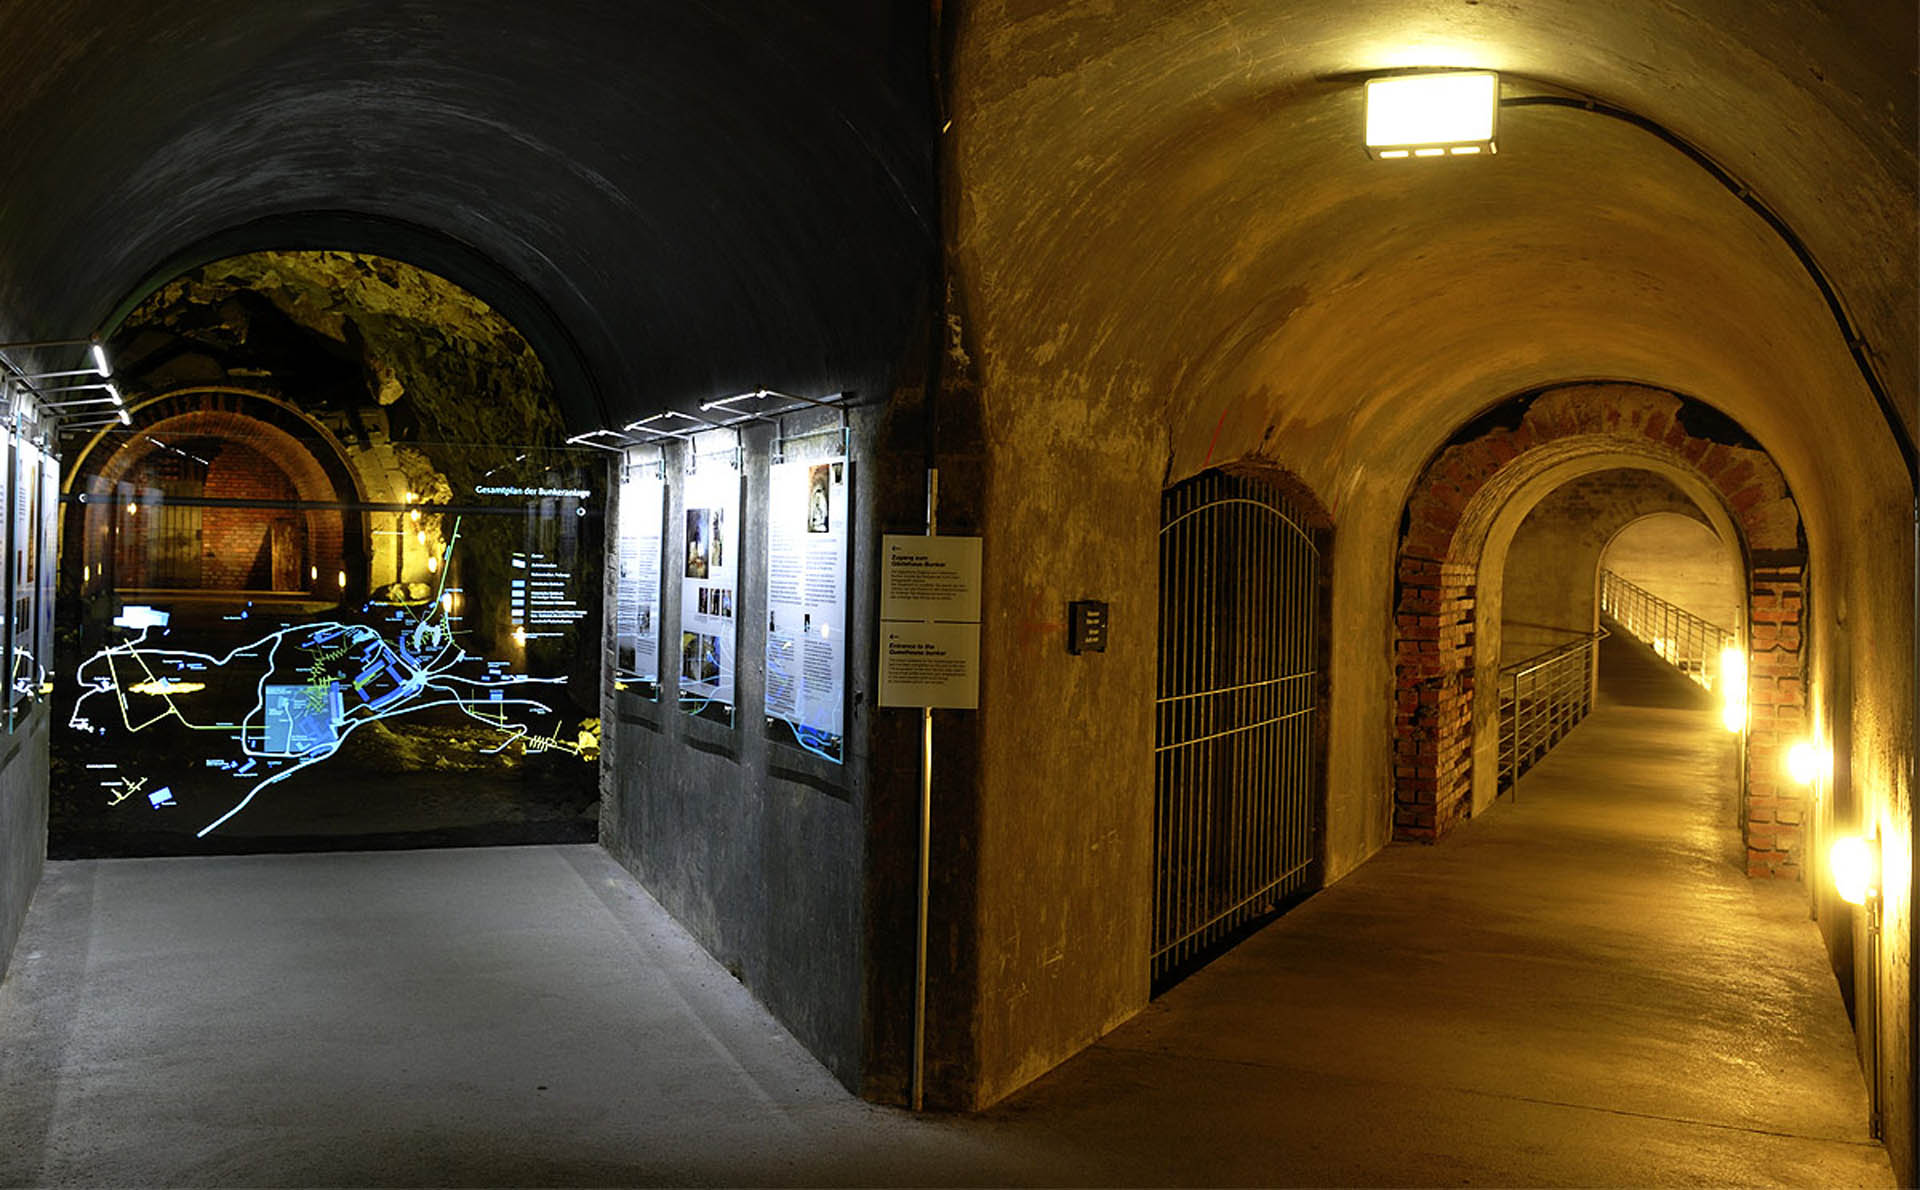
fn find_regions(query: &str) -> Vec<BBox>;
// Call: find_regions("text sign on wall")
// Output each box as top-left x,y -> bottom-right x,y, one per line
614,454 -> 663,688
765,456 -> 849,759
879,535 -> 982,622
679,461 -> 740,719
878,534 -> 982,709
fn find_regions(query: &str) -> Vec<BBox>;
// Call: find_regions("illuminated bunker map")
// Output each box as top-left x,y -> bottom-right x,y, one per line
56,511 -> 602,854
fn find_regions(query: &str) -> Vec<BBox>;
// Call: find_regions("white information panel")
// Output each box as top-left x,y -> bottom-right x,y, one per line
879,535 -> 982,622
878,534 -> 982,709
879,621 -> 980,709
679,461 -> 740,721
36,449 -> 55,698
765,455 -> 848,759
10,437 -> 35,709
614,454 -> 663,690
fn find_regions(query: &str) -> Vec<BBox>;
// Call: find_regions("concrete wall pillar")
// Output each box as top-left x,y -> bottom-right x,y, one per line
0,703 -> 51,985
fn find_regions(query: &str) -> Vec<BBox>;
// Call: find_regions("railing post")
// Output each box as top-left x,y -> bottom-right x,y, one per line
1600,569 -> 1732,693
1497,625 -> 1609,796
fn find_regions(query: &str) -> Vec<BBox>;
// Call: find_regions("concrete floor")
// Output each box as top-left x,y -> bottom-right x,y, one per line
0,637 -> 1892,1187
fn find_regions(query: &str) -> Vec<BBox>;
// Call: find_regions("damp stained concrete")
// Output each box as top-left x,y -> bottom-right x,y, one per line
0,635 -> 1890,1186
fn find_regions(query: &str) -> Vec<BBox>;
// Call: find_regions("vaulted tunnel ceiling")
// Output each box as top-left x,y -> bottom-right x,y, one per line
0,0 -> 1909,534
0,1 -> 934,432
949,2 -> 1916,544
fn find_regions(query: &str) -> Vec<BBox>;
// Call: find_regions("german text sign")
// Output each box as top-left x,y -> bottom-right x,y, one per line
880,535 -> 981,623
879,533 -> 982,709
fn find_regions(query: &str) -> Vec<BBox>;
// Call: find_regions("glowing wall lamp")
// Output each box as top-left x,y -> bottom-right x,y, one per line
1365,71 -> 1499,159
1786,739 -> 1831,786
1830,833 -> 1879,906
0,336 -> 113,381
59,407 -> 131,432
1719,645 -> 1748,733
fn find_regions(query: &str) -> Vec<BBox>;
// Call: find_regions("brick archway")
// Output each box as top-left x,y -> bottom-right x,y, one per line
73,390 -> 368,597
1392,383 -> 1808,877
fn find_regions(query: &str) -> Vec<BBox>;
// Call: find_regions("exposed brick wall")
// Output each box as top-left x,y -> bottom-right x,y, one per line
85,398 -> 353,594
1392,383 -> 1806,869
84,391 -> 364,595
1744,565 -> 1807,877
111,498 -> 153,587
1394,558 -> 1475,840
202,443 -> 299,589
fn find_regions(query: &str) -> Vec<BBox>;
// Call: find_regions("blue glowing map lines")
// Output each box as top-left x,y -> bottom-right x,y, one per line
70,522 -> 588,837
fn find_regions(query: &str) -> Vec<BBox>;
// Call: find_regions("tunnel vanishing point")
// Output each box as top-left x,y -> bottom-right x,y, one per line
0,3 -> 1912,1183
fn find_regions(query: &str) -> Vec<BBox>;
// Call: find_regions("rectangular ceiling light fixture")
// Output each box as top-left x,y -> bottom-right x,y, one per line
1365,71 -> 1499,159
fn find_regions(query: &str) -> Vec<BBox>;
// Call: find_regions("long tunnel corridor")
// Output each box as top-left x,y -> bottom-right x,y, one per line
0,6 -> 1908,1184
0,633 -> 1888,1186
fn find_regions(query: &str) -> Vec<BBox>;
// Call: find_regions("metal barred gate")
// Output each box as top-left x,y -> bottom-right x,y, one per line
1154,470 -> 1322,986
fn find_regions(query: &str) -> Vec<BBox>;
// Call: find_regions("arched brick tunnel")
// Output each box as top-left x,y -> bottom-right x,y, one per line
1390,383 -> 1808,871
75,394 -> 363,596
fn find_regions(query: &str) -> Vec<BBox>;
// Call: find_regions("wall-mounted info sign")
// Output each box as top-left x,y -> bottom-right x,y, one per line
879,534 -> 982,709
614,454 -> 663,694
680,461 -> 740,723
765,456 -> 849,760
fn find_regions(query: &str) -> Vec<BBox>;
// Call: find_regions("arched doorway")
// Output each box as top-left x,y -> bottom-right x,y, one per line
1391,382 -> 1808,878
69,390 -> 362,601
1153,464 -> 1328,987
1490,471 -> 1742,792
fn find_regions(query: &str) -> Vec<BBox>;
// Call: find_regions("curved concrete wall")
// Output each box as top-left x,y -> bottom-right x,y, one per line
1602,513 -> 1745,635
943,5 -> 1911,1167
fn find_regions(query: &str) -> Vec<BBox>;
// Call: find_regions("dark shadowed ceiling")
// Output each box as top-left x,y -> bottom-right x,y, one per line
0,1 -> 933,432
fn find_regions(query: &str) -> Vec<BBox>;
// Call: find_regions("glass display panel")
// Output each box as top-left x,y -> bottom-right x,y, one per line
613,452 -> 663,699
52,444 -> 604,856
678,456 -> 739,727
10,436 -> 40,714
37,452 -> 56,708
764,454 -> 847,762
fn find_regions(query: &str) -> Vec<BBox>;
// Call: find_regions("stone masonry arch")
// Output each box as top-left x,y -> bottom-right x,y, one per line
1472,460 -> 1746,816
68,388 -> 370,598
1392,383 -> 1809,877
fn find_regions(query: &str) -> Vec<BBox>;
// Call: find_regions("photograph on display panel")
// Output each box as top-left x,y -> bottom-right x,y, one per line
765,454 -> 848,762
613,455 -> 663,696
11,439 -> 40,714
678,459 -> 739,726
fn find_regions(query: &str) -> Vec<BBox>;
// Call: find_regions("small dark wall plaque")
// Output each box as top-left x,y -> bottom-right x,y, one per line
1067,600 -> 1109,654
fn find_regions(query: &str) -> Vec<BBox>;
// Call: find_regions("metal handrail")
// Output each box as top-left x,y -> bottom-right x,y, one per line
1501,629 -> 1606,682
1597,569 -> 1733,691
1497,628 -> 1606,798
